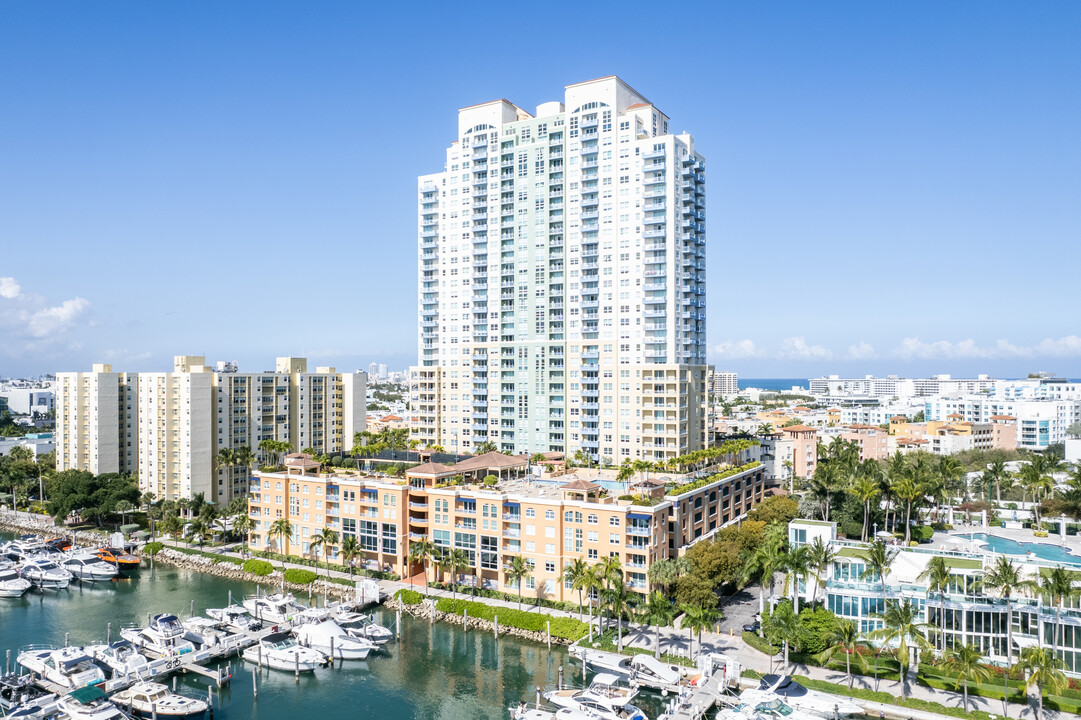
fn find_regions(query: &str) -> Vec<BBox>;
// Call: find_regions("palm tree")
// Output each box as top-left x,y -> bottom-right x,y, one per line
647,557 -> 687,598
505,555 -> 531,609
805,537 -> 836,608
860,539 -> 899,602
892,474 -> 922,544
642,591 -> 675,658
784,544 -> 810,614
268,518 -> 293,565
446,549 -> 470,598
852,475 -> 880,542
185,517 -> 210,549
746,535 -> 787,613
816,618 -> 867,689
1018,645 -> 1067,720
917,555 -> 952,654
597,555 -> 624,629
938,455 -> 966,505
563,558 -> 590,621
162,513 -> 183,540
870,600 -> 933,699
982,555 -> 1037,672
580,564 -> 606,635
309,527 -> 339,581
757,423 -> 774,436
765,605 -> 801,670
114,500 -> 133,527
605,582 -> 635,652
214,448 -> 236,475
232,513 -> 254,543
339,535 -> 361,578
987,457 -> 1010,504
1039,566 -> 1079,654
474,440 -> 498,455
941,642 -> 991,713
679,603 -> 718,660
406,538 -> 435,592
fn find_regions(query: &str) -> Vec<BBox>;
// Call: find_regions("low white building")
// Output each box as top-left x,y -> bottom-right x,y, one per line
0,433 -> 55,459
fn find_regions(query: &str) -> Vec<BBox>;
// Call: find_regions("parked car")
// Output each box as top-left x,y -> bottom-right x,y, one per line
743,620 -> 761,633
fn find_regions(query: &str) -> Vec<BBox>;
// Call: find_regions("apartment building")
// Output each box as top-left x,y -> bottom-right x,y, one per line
57,356 -> 366,503
809,374 -> 997,399
709,371 -> 738,398
789,519 -> 1081,676
779,424 -> 818,479
56,364 -> 138,475
925,396 -> 1079,450
411,76 -> 709,464
248,449 -> 765,603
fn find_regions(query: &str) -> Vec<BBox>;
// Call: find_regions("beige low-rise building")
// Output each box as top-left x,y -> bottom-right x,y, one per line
248,448 -> 766,602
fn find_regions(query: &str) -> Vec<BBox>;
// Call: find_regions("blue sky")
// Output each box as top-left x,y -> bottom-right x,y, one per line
1,1 -> 1078,380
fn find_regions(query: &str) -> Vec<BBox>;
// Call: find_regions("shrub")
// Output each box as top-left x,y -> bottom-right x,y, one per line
838,520 -> 863,539
483,475 -> 498,486
283,568 -> 318,585
742,630 -> 779,655
910,525 -> 933,542
669,462 -> 761,496
243,559 -> 274,576
1034,530 -> 1049,538
435,598 -> 588,640
617,494 -> 635,501
144,541 -> 164,556
395,589 -> 423,605
341,458 -> 357,468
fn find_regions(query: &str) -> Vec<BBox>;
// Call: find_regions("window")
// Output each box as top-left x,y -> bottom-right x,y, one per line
545,509 -> 555,520
545,561 -> 555,573
609,516 -> 620,526
525,507 -> 535,518
587,514 -> 598,524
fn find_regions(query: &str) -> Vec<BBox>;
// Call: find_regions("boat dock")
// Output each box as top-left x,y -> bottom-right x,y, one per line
657,670 -> 727,720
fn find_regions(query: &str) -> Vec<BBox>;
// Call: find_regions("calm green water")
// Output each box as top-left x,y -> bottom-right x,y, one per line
0,536 -> 668,720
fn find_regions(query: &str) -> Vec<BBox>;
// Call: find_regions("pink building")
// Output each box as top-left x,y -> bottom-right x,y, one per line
781,424 -> 819,479
840,424 -> 891,461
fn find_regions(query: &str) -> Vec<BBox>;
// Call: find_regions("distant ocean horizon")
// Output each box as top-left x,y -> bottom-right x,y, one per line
738,378 -> 809,392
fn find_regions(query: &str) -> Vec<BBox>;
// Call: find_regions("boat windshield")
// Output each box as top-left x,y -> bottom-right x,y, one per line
270,638 -> 297,650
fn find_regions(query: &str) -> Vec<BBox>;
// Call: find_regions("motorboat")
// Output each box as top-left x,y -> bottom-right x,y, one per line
56,685 -> 128,720
120,615 -> 196,658
294,606 -> 332,625
578,649 -> 684,691
0,674 -> 56,711
736,689 -> 825,720
16,647 -> 106,690
85,641 -> 153,680
5,696 -> 61,720
294,620 -> 377,660
19,558 -> 73,589
205,604 -> 262,632
241,593 -> 308,624
111,682 -> 208,720
2,537 -> 48,562
61,554 -> 119,583
342,614 -> 394,644
544,673 -> 646,720
0,562 -> 32,597
510,706 -> 599,720
95,549 -> 140,573
46,537 -> 74,552
180,618 -> 231,650
241,632 -> 326,672
755,676 -> 864,718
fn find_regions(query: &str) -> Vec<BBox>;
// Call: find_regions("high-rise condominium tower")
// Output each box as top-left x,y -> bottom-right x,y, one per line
411,77 -> 708,463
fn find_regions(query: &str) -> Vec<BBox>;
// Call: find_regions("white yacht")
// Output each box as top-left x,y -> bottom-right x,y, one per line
735,689 -> 826,720
241,593 -> 308,624
544,673 -> 646,720
56,686 -> 128,720
754,676 -> 864,718
0,561 -> 32,597
511,707 -> 598,720
86,641 -> 153,680
294,620 -> 376,660
0,674 -> 57,712
61,554 -> 119,583
120,615 -> 196,658
343,615 -> 394,645
241,631 -> 326,672
180,617 -> 233,650
19,558 -> 73,589
205,604 -> 261,632
1,538 -> 48,562
111,682 -> 208,720
17,647 -> 106,690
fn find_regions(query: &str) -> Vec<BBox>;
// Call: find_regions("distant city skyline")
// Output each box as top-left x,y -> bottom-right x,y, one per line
1,2 -> 1078,378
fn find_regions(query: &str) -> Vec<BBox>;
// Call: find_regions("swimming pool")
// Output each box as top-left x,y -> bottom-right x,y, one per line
969,533 -> 1081,566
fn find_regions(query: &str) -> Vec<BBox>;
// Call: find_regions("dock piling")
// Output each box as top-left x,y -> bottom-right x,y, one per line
152,703 -> 157,720
173,676 -> 177,691
546,620 -> 551,649
228,590 -> 232,607
494,615 -> 499,638
6,649 -> 10,674
557,665 -> 563,690
294,653 -> 299,683
190,599 -> 195,618
463,608 -> 468,631
107,622 -> 111,644
330,637 -> 335,665
395,609 -> 401,639
252,668 -> 257,699
64,632 -> 69,647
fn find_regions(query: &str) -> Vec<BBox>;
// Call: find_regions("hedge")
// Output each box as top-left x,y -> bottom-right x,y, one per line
742,631 -> 779,656
283,568 -> 318,585
669,461 -> 761,496
435,598 -> 589,640
144,542 -> 164,556
167,545 -> 243,565
243,559 -> 274,576
395,589 -> 423,605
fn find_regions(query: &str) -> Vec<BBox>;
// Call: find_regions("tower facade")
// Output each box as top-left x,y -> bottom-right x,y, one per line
412,77 -> 708,463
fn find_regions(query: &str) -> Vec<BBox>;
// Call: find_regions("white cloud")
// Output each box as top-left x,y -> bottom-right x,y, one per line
1033,335 -> 1081,357
847,341 -> 876,360
779,336 -> 833,360
0,277 -> 20,299
711,339 -> 763,359
0,276 -> 92,355
102,349 -> 152,362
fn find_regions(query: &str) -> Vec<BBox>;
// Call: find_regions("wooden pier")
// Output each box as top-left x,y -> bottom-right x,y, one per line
657,670 -> 728,720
